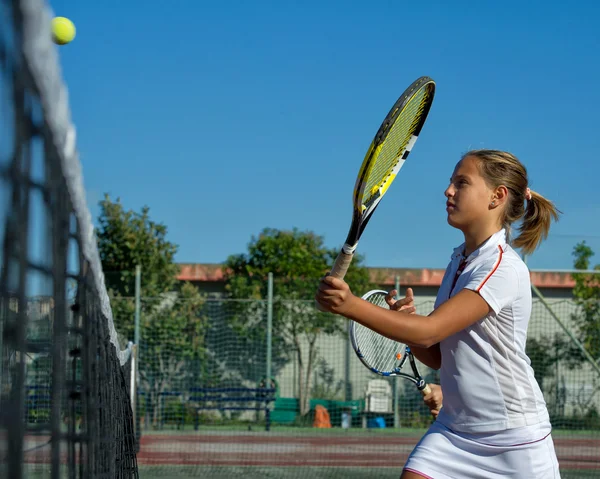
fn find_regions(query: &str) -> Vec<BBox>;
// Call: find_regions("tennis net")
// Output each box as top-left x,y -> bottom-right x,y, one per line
0,0 -> 139,477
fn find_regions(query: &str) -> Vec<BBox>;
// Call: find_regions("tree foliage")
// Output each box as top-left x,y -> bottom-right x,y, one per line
524,242 -> 600,421
139,282 -> 207,428
570,241 -> 600,361
224,227 -> 376,415
96,195 -> 207,428
97,194 -> 180,339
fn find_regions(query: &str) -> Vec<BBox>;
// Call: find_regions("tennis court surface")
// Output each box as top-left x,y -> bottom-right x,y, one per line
21,428 -> 597,478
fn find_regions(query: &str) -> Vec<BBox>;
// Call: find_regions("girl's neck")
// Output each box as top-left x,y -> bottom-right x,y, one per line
463,225 -> 503,257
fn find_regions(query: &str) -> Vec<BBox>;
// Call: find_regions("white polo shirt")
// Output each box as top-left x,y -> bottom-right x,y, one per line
434,229 -> 551,437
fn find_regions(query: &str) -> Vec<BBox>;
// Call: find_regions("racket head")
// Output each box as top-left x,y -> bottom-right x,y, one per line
354,77 -> 435,218
325,77 -> 435,282
349,289 -> 409,376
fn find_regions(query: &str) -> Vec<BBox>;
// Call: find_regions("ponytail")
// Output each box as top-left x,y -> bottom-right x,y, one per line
512,190 -> 560,255
465,150 -> 561,256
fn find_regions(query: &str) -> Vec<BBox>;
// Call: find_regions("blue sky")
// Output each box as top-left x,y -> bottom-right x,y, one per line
50,0 -> 600,271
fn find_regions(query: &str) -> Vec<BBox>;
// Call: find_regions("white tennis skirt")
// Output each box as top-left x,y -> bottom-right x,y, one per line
403,420 -> 561,479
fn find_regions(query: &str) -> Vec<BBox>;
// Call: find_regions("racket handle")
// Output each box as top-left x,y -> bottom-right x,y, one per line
315,250 -> 354,312
420,384 -> 432,396
329,250 -> 354,280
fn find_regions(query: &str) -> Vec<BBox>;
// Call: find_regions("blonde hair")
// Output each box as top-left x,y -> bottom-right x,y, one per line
462,149 -> 560,255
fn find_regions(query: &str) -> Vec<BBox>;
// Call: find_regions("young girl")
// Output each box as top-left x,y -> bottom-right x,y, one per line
316,150 -> 561,479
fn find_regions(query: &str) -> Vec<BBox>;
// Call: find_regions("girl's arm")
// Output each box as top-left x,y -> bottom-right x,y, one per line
316,276 -> 491,348
410,343 -> 441,370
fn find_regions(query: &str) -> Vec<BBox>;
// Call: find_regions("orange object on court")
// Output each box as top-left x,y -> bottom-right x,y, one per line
313,404 -> 332,428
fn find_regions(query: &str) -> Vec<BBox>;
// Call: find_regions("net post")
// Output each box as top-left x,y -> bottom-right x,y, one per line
129,343 -> 139,445
266,272 -> 273,385
393,274 -> 400,428
133,266 -> 141,446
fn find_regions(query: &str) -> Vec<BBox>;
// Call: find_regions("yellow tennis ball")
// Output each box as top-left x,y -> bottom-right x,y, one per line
52,17 -> 76,45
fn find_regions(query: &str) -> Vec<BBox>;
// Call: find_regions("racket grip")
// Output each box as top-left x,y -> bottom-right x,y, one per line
315,250 -> 354,312
329,251 -> 354,280
420,384 -> 432,396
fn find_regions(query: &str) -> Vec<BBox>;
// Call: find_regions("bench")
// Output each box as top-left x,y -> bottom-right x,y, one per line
190,386 -> 277,431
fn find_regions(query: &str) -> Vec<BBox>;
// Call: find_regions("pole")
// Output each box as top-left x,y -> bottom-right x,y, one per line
345,323 -> 351,401
134,265 -> 141,348
394,275 -> 400,428
266,273 -> 273,384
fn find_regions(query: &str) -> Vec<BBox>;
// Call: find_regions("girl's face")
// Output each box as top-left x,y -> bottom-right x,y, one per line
444,155 -> 497,232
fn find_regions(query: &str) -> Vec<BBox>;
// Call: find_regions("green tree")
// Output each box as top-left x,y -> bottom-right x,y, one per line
563,242 -> 600,423
224,227 -> 375,416
140,282 -> 208,428
97,194 -> 179,339
96,195 -> 207,428
571,241 -> 600,361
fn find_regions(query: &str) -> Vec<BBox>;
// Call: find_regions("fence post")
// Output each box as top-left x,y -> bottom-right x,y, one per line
134,265 -> 141,348
345,325 -> 352,401
266,273 -> 273,384
394,275 -> 400,428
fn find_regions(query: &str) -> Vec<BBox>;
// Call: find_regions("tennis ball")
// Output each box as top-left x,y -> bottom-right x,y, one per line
52,17 -> 76,45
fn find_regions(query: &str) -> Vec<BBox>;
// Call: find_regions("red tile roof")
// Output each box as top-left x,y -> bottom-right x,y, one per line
179,263 -> 225,282
177,264 -> 576,289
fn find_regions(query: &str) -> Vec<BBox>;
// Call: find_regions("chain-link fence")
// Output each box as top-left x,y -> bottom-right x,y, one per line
101,272 -> 600,478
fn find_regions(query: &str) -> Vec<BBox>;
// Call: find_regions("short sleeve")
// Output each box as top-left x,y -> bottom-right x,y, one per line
463,251 -> 519,314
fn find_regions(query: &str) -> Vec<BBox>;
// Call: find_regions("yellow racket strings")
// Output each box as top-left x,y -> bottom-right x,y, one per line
361,86 -> 432,207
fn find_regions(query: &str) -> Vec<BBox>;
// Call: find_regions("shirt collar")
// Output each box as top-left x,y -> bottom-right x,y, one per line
451,229 -> 507,262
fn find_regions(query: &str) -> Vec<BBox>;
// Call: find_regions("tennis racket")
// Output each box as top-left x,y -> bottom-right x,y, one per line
326,76 -> 435,282
350,289 -> 432,396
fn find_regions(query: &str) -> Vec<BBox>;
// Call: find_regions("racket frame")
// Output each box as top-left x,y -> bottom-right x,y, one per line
329,76 -> 435,279
349,289 -> 432,395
